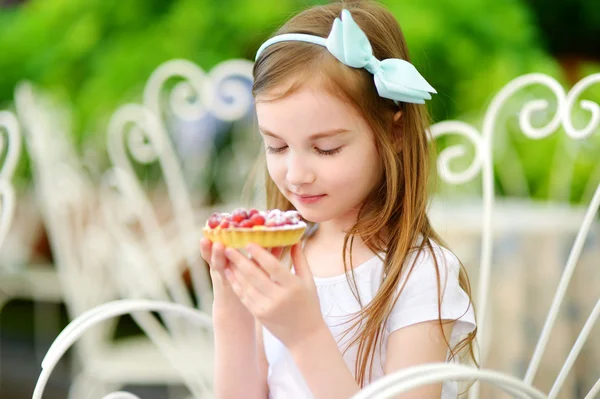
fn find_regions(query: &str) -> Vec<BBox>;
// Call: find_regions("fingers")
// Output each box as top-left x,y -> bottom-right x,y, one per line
225,247 -> 280,294
246,244 -> 293,285
226,268 -> 267,313
210,241 -> 229,273
290,243 -> 313,279
200,238 -> 212,264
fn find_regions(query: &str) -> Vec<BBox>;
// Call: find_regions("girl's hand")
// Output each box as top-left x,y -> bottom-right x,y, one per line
200,238 -> 250,319
200,238 -> 284,288
224,243 -> 326,349
200,238 -> 232,287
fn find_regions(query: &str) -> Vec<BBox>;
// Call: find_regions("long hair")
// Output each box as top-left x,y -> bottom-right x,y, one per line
250,0 -> 477,387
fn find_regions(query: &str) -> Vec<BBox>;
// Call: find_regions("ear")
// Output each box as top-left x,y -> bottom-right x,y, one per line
392,110 -> 403,152
393,110 -> 403,123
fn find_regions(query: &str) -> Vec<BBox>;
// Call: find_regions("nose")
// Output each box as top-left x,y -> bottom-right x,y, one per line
285,150 -> 315,187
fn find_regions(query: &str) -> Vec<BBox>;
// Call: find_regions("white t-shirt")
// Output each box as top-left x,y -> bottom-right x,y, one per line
262,238 -> 477,398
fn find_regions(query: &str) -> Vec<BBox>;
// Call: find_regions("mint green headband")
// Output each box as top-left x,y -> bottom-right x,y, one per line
255,9 -> 436,104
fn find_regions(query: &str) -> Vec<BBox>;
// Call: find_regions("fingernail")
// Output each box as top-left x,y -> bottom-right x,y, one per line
246,244 -> 254,253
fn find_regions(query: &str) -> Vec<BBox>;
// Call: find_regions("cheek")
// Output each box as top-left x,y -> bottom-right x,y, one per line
266,156 -> 285,184
341,146 -> 381,187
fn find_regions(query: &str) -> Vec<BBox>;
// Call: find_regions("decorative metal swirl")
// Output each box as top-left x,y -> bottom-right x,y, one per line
562,73 -> 600,139
142,58 -> 255,204
143,58 -> 254,123
429,121 -> 484,185
107,105 -> 204,309
429,73 -> 566,361
106,58 -> 256,316
429,73 -> 600,399
144,59 -> 212,122
205,59 -> 254,122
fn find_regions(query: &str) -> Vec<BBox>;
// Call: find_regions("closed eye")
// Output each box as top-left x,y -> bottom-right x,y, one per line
266,145 -> 288,154
315,147 -> 342,156
266,145 -> 343,156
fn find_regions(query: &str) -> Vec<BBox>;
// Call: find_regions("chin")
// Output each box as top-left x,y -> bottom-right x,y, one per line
292,206 -> 333,224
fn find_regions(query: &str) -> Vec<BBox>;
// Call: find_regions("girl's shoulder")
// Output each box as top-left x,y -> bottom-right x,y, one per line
403,237 -> 461,275
387,237 -> 476,336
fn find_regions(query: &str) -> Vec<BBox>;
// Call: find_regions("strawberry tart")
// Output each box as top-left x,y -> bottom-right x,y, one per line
203,208 -> 307,248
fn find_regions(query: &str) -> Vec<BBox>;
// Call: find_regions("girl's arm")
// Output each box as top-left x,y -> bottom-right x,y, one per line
255,321 -> 270,398
202,240 -> 267,399
287,326 -> 361,398
287,320 -> 454,399
383,320 -> 455,398
213,284 -> 266,399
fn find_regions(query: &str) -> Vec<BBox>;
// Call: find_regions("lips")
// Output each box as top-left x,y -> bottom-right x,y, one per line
290,192 -> 324,198
291,192 -> 327,205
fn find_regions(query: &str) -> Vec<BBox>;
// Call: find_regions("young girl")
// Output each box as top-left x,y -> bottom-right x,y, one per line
200,1 -> 477,398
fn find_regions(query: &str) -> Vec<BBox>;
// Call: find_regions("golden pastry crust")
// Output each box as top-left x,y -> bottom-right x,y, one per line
203,209 -> 306,248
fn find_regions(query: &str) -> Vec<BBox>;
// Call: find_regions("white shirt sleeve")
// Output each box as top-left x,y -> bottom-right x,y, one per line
386,244 -> 476,340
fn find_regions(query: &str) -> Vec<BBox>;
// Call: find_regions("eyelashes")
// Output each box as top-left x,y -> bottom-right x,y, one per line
315,147 -> 342,156
266,146 -> 342,156
266,146 -> 287,154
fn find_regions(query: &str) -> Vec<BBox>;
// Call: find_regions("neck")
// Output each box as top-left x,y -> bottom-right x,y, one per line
307,210 -> 361,254
318,208 -> 359,236
310,209 -> 389,252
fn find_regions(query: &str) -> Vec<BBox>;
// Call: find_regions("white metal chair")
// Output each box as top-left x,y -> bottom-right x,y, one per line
14,82 -> 213,399
0,109 -> 65,388
99,58 -> 257,313
350,73 -> 600,398
27,58 -> 256,398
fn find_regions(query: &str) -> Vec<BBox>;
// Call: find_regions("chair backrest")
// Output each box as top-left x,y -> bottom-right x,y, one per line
99,58 -> 256,316
14,83 -> 214,397
355,72 -> 600,398
14,82 -> 120,361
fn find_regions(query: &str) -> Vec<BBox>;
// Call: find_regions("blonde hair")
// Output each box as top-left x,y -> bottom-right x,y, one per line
250,0 -> 477,388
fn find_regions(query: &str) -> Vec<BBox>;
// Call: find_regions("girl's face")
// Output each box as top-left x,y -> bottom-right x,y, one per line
255,83 -> 383,224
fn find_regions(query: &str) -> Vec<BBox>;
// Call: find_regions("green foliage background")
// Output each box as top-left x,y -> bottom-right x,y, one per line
0,0 -> 598,202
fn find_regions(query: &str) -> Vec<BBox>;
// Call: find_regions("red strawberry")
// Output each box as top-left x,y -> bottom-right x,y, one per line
239,219 -> 254,228
248,208 -> 259,217
231,208 -> 248,223
207,214 -> 221,228
219,219 -> 230,228
250,214 -> 265,226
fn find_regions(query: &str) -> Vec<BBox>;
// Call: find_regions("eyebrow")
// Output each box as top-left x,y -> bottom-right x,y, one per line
259,127 -> 350,140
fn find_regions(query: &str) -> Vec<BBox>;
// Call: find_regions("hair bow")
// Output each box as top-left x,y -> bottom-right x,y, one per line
255,9 -> 436,104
